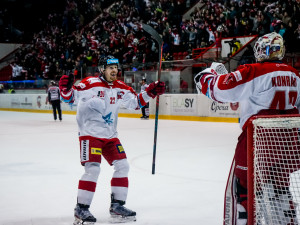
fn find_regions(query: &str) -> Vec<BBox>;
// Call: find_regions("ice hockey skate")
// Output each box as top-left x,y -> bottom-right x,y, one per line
73,203 -> 97,225
109,194 -> 136,223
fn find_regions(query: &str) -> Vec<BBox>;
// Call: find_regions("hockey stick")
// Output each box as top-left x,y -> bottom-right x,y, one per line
142,23 -> 163,175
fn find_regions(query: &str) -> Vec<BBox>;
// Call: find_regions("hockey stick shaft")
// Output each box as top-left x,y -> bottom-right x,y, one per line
152,43 -> 163,175
142,24 -> 163,174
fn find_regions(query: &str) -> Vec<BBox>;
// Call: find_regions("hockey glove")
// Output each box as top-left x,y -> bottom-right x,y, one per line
194,68 -> 217,94
59,74 -> 74,95
146,81 -> 166,98
210,62 -> 228,75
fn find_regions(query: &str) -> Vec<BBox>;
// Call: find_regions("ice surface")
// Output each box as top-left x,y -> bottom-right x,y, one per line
0,111 -> 240,225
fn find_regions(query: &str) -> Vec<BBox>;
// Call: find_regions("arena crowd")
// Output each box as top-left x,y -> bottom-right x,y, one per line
1,0 -> 299,82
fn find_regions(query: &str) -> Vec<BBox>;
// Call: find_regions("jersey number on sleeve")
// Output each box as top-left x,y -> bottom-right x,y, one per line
270,91 -> 297,110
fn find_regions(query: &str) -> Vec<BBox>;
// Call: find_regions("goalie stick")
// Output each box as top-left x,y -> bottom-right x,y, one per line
142,23 -> 163,175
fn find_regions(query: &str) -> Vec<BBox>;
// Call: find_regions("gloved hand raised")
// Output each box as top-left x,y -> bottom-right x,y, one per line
146,81 -> 166,98
194,62 -> 228,94
194,68 -> 217,94
59,74 -> 74,94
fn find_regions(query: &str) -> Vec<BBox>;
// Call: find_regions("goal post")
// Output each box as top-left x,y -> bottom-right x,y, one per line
247,114 -> 300,225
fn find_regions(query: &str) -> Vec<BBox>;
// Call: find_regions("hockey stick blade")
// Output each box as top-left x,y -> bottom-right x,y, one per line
142,23 -> 163,47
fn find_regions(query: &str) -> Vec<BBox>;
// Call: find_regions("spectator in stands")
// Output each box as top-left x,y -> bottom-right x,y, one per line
10,62 -> 23,81
295,24 -> 300,40
278,23 -> 286,37
238,45 -> 255,65
8,86 -> 15,94
170,27 -> 181,53
3,0 -> 300,84
0,83 -> 4,93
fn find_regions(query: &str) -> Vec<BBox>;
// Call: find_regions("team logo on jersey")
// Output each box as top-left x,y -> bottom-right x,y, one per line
223,73 -> 236,85
91,148 -> 102,155
81,140 -> 89,161
116,144 -> 125,154
102,112 -> 113,125
117,91 -> 125,99
97,91 -> 105,98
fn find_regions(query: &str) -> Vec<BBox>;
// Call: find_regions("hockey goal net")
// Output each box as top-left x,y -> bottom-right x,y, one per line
247,114 -> 300,225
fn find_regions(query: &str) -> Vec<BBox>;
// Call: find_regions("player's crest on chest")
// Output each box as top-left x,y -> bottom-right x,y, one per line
97,91 -> 105,98
117,91 -> 125,99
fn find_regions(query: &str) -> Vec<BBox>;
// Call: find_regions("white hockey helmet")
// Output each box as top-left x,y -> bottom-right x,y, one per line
253,32 -> 285,62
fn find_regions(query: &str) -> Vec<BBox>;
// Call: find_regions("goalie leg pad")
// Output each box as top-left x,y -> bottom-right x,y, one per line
257,184 -> 298,225
236,204 -> 247,225
236,178 -> 248,225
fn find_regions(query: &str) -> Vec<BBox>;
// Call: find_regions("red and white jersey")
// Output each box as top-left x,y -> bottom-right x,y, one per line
61,76 -> 151,139
202,62 -> 300,129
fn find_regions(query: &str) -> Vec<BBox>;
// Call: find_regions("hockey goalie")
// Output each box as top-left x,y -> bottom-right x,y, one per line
194,32 -> 300,225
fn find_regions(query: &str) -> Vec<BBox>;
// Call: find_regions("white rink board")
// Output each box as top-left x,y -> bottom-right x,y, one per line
0,94 -> 240,118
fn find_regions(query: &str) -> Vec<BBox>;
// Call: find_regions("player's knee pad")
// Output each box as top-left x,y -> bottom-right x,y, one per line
82,162 -> 101,182
113,159 -> 129,178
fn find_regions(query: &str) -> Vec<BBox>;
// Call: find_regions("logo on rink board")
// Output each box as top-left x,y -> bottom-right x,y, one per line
81,140 -> 89,161
91,148 -> 102,155
171,96 -> 196,115
117,144 -> 125,154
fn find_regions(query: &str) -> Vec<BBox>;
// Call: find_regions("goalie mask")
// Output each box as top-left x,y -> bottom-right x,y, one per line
253,32 -> 285,62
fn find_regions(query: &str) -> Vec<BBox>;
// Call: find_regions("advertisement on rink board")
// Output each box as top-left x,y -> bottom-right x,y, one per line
168,94 -> 239,118
0,94 -> 76,111
171,95 -> 197,115
208,101 -> 240,118
0,94 -> 240,119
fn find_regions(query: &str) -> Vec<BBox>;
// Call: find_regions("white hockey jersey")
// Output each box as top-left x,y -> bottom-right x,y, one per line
201,62 -> 300,129
61,76 -> 151,139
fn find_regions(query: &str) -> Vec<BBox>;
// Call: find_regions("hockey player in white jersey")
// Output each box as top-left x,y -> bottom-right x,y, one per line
194,32 -> 300,225
59,55 -> 165,224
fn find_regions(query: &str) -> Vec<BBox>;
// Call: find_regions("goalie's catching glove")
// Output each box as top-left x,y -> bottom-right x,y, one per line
59,74 -> 74,95
194,63 -> 228,94
146,81 -> 166,98
210,62 -> 228,75
194,68 -> 217,94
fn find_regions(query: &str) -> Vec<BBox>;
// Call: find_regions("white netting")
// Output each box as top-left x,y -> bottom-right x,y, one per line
252,117 -> 300,225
